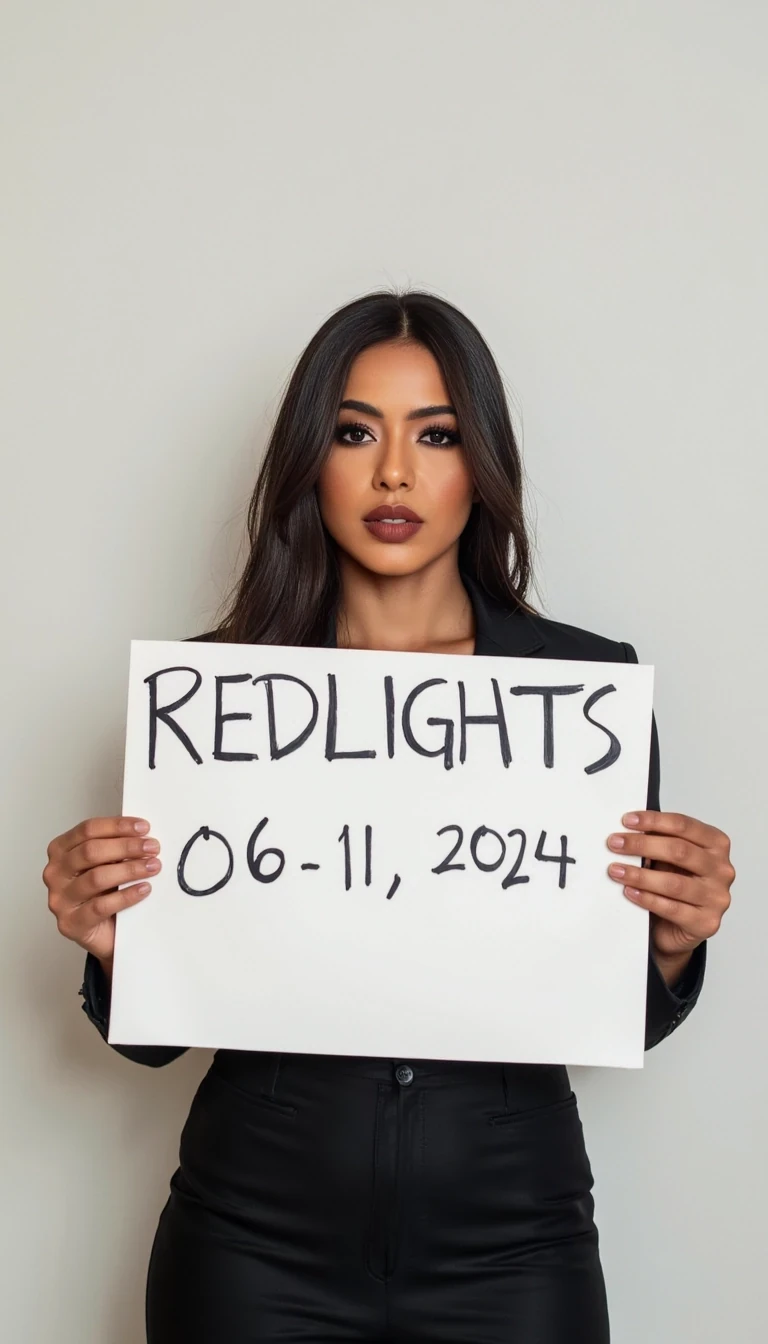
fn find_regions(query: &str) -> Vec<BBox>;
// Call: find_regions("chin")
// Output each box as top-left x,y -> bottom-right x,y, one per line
346,544 -> 432,578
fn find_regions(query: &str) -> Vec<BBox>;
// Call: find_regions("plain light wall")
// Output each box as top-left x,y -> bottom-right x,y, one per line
2,2 -> 766,1340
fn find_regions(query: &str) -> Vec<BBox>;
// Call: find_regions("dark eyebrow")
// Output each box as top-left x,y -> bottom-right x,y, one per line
339,399 -> 457,421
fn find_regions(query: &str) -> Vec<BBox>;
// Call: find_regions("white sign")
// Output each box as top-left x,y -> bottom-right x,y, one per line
109,640 -> 654,1067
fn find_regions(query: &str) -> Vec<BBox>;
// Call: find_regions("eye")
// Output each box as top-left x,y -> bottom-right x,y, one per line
334,420 -> 374,445
419,423 -> 461,448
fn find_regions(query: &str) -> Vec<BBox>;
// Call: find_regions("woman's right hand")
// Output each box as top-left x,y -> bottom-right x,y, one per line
43,816 -> 162,975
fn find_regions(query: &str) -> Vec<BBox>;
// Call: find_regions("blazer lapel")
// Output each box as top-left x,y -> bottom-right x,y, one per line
460,570 -> 545,658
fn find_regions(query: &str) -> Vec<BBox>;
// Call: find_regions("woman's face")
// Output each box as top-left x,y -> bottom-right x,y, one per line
317,340 -> 476,578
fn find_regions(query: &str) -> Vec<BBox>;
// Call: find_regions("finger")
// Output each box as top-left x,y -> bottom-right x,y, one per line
607,861 -> 703,907
47,816 -> 151,860
620,810 -> 731,856
624,881 -> 710,924
66,856 -> 163,908
621,884 -> 712,935
62,880 -> 152,938
607,830 -> 713,876
59,833 -> 161,880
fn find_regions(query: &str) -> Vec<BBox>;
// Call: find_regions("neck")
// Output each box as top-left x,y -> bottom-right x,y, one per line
335,552 -> 475,655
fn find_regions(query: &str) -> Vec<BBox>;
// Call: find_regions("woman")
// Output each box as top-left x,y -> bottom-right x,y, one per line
44,290 -> 734,1342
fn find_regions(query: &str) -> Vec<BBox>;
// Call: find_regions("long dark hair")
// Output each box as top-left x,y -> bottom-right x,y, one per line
209,288 -> 538,645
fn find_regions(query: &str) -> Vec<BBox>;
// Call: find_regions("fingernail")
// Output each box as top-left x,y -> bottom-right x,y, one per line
134,821 -> 150,833
623,813 -> 640,827
609,864 -> 626,877
135,883 -> 151,895
624,887 -> 641,900
608,835 -> 625,849
145,858 -> 161,872
142,839 -> 160,853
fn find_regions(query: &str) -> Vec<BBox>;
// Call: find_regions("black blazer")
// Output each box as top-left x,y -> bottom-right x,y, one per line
79,568 -> 706,1065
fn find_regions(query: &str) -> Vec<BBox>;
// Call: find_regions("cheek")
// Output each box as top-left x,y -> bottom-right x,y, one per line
316,455 -> 359,520
428,459 -> 475,515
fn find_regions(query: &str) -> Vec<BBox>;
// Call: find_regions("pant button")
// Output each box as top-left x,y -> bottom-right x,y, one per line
395,1064 -> 414,1087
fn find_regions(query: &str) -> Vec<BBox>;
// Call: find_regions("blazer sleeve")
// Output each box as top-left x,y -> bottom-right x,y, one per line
620,641 -> 707,1050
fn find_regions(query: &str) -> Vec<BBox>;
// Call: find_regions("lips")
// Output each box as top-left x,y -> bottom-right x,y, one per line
363,505 -> 424,523
363,503 -> 424,544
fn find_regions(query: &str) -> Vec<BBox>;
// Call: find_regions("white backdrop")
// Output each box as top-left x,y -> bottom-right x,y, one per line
2,3 -> 765,1340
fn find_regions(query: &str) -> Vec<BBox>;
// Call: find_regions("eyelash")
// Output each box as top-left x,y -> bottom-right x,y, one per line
334,420 -> 461,448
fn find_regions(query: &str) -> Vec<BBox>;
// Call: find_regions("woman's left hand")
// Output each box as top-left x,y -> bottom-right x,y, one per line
606,811 -> 734,966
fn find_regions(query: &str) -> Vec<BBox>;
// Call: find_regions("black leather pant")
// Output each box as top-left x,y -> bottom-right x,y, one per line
146,1050 -> 609,1342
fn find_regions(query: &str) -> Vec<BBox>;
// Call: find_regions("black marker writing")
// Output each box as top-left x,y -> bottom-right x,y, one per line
508,684 -> 584,769
144,666 -> 629,773
458,678 -> 512,766
246,815 -> 285,882
582,684 -> 621,774
401,678 -> 455,769
174,818 -> 576,900
215,673 -> 257,761
177,825 -> 233,895
252,674 -> 318,759
145,665 -> 203,769
384,676 -> 396,759
325,673 -> 376,760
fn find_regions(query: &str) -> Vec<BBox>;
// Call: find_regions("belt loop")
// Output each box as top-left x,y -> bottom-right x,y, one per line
263,1052 -> 283,1099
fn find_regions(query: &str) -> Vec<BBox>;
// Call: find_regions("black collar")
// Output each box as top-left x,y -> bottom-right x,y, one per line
320,568 -> 546,657
461,570 -> 546,657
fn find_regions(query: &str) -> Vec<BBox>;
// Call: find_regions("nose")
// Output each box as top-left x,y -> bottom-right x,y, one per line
373,428 -> 414,491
